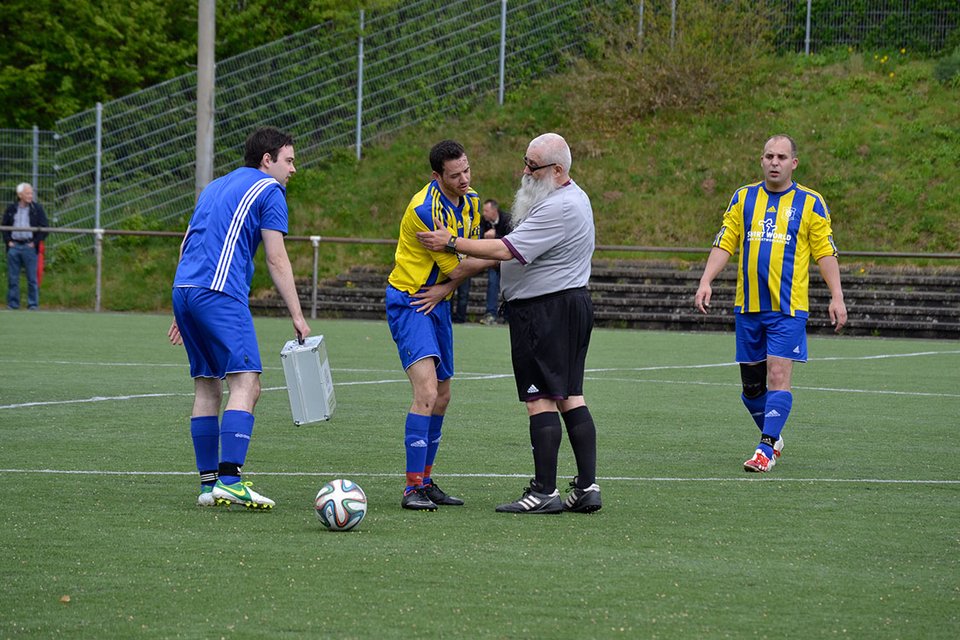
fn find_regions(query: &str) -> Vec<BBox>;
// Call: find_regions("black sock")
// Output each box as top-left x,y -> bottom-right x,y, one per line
562,405 -> 597,487
529,412 -> 562,494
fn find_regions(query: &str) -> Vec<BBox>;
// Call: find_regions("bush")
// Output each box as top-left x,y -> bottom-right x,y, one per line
933,45 -> 960,85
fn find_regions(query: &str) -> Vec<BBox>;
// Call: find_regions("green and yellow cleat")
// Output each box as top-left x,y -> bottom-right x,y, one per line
212,480 -> 275,510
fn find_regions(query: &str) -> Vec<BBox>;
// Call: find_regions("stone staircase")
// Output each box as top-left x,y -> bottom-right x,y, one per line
250,260 -> 960,339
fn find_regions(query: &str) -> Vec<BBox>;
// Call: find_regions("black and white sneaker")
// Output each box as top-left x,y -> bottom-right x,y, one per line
401,486 -> 438,511
562,477 -> 602,513
495,480 -> 562,514
422,480 -> 464,506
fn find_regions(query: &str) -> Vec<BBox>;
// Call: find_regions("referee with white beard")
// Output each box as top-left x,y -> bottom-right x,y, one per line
416,132 -> 601,514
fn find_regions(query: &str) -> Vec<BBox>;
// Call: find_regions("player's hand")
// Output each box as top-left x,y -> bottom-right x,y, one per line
829,298 -> 847,333
293,317 -> 312,342
411,282 -> 455,314
694,284 -> 712,314
167,319 -> 183,346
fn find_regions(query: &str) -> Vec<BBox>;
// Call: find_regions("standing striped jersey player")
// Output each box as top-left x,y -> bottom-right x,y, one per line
695,134 -> 847,474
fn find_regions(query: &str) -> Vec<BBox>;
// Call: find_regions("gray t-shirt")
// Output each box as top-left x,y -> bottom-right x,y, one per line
500,180 -> 594,301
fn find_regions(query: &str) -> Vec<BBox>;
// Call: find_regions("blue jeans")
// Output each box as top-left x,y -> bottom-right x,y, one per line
453,278 -> 470,322
485,268 -> 501,317
6,243 -> 39,309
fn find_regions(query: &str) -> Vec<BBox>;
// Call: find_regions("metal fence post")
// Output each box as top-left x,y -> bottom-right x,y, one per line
498,0 -> 507,106
671,0 -> 676,49
32,126 -> 39,195
355,10 -> 365,161
95,102 -> 102,232
638,0 -> 645,47
805,0 -> 812,55
94,229 -> 104,312
311,235 -> 321,319
196,0 -> 216,198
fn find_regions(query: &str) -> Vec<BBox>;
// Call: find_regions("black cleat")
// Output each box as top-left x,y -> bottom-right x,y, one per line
495,480 -> 562,514
562,477 -> 602,513
422,480 -> 464,506
401,486 -> 438,511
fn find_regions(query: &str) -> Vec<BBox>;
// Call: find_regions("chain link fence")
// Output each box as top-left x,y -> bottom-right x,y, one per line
0,0 -> 956,250
44,0 -> 586,250
776,0 -> 959,55
0,128 -> 57,205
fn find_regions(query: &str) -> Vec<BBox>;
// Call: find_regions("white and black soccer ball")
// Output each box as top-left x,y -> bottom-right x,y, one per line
314,479 -> 367,531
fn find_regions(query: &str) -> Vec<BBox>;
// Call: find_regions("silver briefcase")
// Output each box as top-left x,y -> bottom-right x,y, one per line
279,335 -> 336,425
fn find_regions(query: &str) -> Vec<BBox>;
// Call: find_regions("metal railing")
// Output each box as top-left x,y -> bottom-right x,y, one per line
5,225 -> 958,315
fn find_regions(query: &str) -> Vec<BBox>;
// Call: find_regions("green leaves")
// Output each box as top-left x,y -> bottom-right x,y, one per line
0,0 -> 404,128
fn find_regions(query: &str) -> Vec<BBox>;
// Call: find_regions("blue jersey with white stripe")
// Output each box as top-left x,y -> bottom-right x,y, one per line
174,166 -> 288,304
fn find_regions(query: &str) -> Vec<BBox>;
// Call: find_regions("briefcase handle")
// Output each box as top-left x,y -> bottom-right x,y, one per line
297,331 -> 305,346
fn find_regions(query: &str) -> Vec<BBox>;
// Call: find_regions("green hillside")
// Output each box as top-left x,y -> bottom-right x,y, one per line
36,42 -> 960,312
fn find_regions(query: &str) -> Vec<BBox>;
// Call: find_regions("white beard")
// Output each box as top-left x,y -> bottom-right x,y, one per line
510,174 -> 558,224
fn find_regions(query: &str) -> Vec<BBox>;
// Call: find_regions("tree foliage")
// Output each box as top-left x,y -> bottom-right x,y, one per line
0,0 -> 398,128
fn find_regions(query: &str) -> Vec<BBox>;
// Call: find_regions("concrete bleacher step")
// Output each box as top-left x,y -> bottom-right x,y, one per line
248,260 -> 960,339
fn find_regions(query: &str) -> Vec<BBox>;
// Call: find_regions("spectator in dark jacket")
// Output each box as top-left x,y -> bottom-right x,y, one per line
478,199 -> 512,324
3,183 -> 48,309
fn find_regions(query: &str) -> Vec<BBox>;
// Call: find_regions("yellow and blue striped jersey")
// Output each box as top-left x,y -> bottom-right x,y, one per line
713,181 -> 838,317
387,180 -> 482,295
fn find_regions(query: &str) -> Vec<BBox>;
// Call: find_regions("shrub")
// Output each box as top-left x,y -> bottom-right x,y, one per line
933,45 -> 960,85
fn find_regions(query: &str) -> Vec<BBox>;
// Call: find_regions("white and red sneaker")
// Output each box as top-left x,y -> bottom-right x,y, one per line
771,436 -> 784,467
743,449 -> 773,473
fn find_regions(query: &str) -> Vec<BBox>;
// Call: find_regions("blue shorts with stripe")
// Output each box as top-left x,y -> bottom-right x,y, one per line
735,311 -> 808,363
385,285 -> 454,381
172,286 -> 262,379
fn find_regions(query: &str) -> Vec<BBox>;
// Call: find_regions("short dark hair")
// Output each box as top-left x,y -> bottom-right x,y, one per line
429,139 -> 466,175
244,127 -> 294,168
483,198 -> 499,209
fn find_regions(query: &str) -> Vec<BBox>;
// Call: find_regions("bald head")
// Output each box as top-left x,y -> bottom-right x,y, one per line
525,133 -> 572,185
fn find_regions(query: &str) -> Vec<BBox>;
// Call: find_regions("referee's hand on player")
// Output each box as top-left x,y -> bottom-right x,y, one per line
417,227 -> 453,252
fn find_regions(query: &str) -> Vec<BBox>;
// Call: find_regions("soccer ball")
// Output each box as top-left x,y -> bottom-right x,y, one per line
314,479 -> 367,531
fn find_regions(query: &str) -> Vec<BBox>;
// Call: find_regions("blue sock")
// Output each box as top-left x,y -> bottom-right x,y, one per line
423,414 -> 444,483
741,392 -> 767,431
404,413 -> 431,488
190,416 -> 219,485
219,410 -> 254,485
758,391 -> 792,458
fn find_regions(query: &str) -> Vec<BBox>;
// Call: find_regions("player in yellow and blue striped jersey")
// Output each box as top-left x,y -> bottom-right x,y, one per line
695,134 -> 847,473
385,140 -> 495,510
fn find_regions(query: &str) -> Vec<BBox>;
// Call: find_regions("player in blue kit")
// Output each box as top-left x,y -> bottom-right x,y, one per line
168,126 -> 310,508
386,139 -> 496,511
695,134 -> 847,473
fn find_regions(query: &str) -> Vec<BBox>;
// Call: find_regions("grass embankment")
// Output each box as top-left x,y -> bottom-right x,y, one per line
37,46 -> 959,312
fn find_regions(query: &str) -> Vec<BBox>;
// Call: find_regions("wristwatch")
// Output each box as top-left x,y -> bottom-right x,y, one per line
444,235 -> 458,254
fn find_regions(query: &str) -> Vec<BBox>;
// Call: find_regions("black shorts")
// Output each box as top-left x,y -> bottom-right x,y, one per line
507,287 -> 593,402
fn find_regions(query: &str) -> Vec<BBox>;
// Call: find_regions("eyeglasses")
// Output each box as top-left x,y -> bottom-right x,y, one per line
523,156 -> 557,172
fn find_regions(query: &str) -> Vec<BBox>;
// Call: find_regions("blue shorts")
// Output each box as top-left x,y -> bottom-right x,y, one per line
172,287 -> 262,379
735,311 -> 808,363
385,285 -> 454,381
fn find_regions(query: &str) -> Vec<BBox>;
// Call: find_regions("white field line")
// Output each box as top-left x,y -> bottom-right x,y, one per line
1,350 -> 957,410
585,378 -> 960,398
1,468 -> 957,485
1,349 -> 957,372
